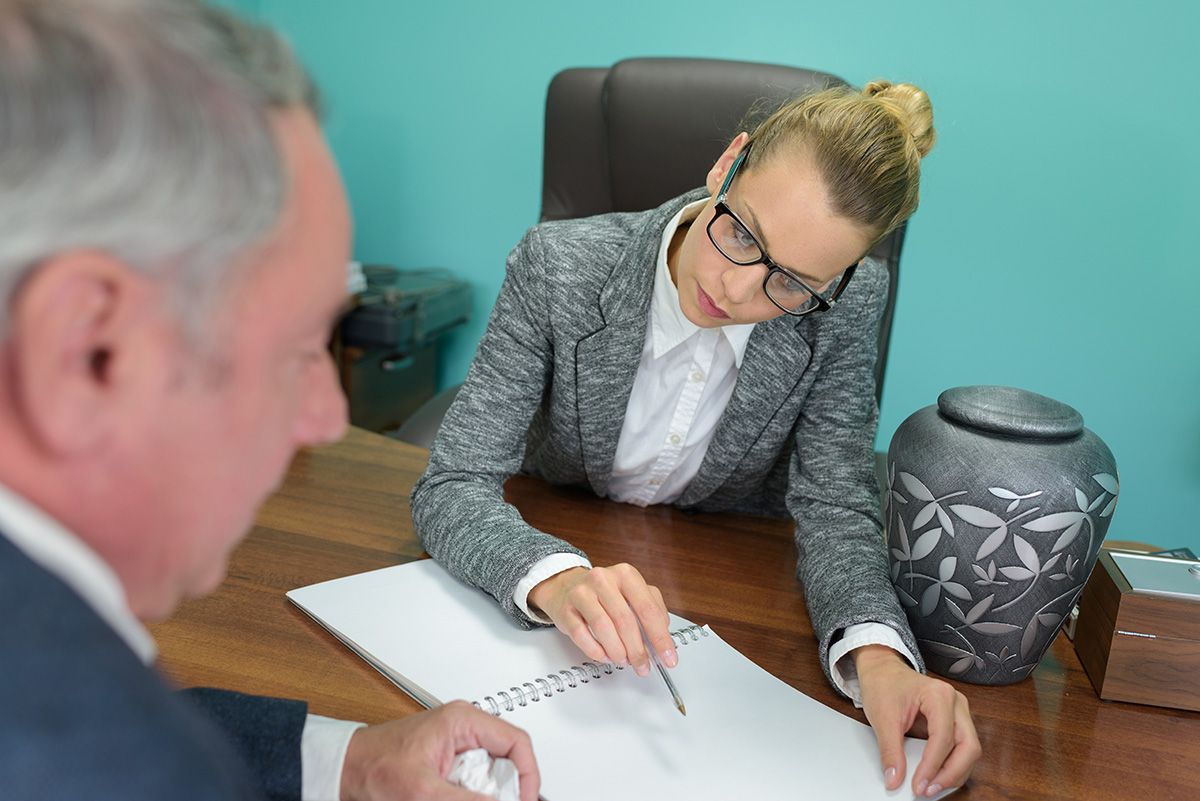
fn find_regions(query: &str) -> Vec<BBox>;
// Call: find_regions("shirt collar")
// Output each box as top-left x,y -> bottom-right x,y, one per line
651,197 -> 756,366
0,482 -> 157,664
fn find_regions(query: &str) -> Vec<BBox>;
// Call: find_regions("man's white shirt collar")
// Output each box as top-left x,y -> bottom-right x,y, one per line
0,481 -> 156,664
650,198 -> 756,366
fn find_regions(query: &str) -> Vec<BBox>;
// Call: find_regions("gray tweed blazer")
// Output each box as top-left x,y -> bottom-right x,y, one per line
411,188 -> 923,685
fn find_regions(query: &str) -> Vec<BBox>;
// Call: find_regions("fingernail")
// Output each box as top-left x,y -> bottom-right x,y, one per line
636,662 -> 650,677
916,779 -> 928,796
926,783 -> 943,797
883,766 -> 897,785
663,648 -> 678,667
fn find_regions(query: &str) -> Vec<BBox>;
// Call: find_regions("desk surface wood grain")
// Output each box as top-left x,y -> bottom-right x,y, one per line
150,428 -> 1200,800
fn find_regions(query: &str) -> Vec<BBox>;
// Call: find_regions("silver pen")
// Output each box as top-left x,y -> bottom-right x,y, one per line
637,619 -> 686,716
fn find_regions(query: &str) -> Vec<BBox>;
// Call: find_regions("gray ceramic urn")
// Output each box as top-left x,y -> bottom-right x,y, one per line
885,386 -> 1118,685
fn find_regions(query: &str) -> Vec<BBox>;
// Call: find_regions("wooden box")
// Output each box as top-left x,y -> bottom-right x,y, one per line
1074,549 -> 1200,711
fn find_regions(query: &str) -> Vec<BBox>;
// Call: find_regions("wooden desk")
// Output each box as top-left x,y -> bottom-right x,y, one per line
151,428 -> 1199,800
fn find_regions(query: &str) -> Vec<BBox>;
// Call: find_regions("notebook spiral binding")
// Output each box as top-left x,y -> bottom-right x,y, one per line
473,624 -> 708,716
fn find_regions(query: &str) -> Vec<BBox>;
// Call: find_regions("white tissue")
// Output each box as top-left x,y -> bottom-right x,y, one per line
447,748 -> 521,801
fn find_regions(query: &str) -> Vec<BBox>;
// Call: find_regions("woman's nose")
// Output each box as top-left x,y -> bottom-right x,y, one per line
721,263 -> 765,305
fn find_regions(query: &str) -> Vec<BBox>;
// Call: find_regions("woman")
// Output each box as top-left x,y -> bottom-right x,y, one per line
412,80 -> 980,796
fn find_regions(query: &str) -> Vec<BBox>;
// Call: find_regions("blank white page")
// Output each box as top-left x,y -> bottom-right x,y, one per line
288,559 -> 583,705
508,627 -> 930,800
288,559 -> 948,800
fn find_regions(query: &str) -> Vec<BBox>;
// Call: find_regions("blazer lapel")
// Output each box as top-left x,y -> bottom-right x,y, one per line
572,209 -> 669,497
679,317 -> 812,506
575,318 -> 647,496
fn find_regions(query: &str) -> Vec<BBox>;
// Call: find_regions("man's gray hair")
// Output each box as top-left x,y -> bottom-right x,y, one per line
0,0 -> 319,332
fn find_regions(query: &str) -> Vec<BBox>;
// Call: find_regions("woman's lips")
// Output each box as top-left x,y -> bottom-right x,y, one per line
697,285 -> 730,319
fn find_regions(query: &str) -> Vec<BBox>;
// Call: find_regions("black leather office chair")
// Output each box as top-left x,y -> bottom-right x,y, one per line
396,58 -> 907,462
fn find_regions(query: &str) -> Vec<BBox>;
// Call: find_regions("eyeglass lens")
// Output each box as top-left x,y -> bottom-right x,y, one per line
710,211 -> 833,313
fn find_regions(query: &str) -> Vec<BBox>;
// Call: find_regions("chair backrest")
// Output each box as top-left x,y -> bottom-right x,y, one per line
540,57 -> 905,403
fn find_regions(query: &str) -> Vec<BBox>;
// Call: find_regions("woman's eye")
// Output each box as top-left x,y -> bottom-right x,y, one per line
770,272 -> 812,298
731,222 -> 756,249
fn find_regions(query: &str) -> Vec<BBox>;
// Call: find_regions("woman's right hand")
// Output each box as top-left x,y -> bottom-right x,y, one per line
527,564 -> 677,677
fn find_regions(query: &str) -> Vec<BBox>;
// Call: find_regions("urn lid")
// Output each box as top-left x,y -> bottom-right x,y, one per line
937,385 -> 1083,438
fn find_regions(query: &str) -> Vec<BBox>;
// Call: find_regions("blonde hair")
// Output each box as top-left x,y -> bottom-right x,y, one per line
743,80 -> 936,242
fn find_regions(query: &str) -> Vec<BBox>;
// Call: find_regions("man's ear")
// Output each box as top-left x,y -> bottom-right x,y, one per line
705,131 -> 751,195
8,251 -> 167,456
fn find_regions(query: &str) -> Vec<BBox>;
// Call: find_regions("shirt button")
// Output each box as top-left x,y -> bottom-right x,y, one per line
691,370 -> 705,382
669,433 -> 681,445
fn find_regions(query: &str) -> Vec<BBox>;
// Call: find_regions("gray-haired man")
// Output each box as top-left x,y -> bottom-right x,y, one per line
0,1 -> 538,799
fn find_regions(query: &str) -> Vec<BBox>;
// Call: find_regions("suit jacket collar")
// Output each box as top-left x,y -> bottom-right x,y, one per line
0,482 -> 156,663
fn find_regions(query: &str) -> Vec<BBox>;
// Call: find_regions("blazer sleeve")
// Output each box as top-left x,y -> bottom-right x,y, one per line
411,226 -> 588,627
784,263 -> 924,690
180,688 -> 307,801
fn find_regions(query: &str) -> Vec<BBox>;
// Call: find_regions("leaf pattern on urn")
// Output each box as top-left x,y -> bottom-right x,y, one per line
1094,473 -> 1119,517
910,528 -> 942,561
887,460 -> 1118,684
900,472 -> 934,501
988,487 -> 1041,515
886,389 -> 1118,685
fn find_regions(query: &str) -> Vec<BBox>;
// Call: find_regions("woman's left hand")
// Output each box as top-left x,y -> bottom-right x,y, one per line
855,645 -> 981,798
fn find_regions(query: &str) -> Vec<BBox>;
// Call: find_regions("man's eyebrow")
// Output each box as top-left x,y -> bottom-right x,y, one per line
740,198 -> 822,284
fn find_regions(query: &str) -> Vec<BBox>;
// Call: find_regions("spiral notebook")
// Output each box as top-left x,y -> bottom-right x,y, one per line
287,559 -> 950,800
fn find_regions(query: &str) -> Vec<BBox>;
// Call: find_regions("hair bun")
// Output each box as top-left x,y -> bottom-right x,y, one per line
863,80 -> 936,158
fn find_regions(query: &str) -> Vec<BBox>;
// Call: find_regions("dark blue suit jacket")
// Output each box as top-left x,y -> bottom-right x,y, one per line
0,532 -> 307,801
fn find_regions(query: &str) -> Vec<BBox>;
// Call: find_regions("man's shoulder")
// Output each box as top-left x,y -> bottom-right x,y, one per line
0,539 -> 263,800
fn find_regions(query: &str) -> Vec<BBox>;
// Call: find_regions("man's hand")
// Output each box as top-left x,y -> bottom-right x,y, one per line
527,564 -> 675,677
855,645 -> 981,797
339,701 -> 539,801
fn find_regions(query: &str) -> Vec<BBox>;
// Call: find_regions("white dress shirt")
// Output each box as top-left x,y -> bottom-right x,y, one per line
607,199 -> 756,506
511,200 -> 918,703
0,482 -> 362,801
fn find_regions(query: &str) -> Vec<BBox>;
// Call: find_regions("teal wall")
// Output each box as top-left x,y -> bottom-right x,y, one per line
230,1 -> 1199,551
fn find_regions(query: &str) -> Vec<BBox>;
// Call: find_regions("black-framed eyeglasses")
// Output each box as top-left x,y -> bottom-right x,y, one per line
706,147 -> 858,316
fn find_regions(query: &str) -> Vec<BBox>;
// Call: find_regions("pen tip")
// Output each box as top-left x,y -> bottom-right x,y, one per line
678,703 -> 687,716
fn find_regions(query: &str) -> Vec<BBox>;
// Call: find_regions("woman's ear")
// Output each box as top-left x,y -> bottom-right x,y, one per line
705,132 -> 751,195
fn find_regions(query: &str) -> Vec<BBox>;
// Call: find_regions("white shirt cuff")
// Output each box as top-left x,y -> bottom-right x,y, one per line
513,553 -> 592,624
827,622 -> 920,708
301,714 -> 366,801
